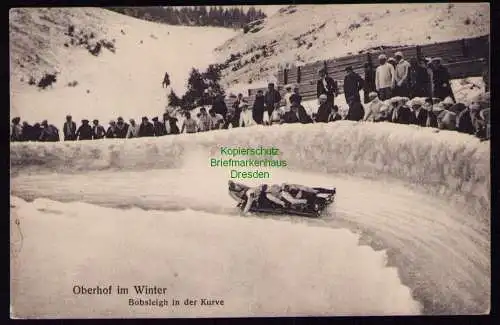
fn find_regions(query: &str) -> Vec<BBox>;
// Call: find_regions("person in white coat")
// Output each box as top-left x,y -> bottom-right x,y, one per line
394,51 -> 411,98
126,119 -> 140,138
375,54 -> 396,101
283,84 -> 293,112
364,92 -> 387,122
239,99 -> 256,127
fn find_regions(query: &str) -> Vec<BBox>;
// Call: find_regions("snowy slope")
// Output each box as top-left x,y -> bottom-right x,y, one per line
10,8 -> 237,126
214,3 -> 490,87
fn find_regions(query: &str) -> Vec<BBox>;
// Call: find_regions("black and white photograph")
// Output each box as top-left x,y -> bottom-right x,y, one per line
10,3 -> 490,318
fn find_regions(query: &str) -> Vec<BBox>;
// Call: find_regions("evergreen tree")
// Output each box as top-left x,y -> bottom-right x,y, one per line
168,90 -> 182,107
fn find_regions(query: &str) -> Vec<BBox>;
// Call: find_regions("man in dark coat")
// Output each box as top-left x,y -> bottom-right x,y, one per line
76,119 -> 93,140
264,83 -> 282,119
363,62 -> 376,104
345,97 -> 365,121
138,116 -> 155,137
30,123 -> 42,141
39,120 -> 60,142
317,68 -> 338,107
343,66 -> 364,104
391,104 -> 413,124
21,122 -> 33,141
162,72 -> 170,88
430,58 -> 456,102
63,115 -> 77,141
163,112 -> 180,135
409,100 -> 429,127
212,94 -> 228,120
106,121 -> 117,138
315,94 -> 332,123
252,90 -> 266,124
408,58 -> 431,98
92,119 -> 106,139
114,117 -> 129,138
329,105 -> 343,122
152,117 -> 165,136
228,93 -> 243,128
283,98 -> 313,124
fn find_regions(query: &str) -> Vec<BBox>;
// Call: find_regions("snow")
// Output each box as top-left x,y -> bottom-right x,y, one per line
10,6 -> 490,318
10,8 -> 237,127
215,3 -> 490,87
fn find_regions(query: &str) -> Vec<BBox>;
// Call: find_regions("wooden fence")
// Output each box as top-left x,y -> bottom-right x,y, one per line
236,34 -> 489,105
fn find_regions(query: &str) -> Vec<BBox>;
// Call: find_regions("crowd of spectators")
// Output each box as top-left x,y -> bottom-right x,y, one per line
10,53 -> 490,143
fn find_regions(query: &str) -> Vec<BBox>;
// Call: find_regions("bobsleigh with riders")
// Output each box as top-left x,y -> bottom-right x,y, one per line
228,181 -> 336,218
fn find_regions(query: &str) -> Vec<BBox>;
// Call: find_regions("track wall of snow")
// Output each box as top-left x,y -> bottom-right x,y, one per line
10,121 -> 490,217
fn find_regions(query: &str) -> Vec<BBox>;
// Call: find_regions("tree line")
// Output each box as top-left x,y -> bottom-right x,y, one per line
107,6 -> 267,29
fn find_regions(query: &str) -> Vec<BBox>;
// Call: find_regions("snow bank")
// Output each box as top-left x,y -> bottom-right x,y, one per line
10,122 -> 490,218
11,196 -> 421,318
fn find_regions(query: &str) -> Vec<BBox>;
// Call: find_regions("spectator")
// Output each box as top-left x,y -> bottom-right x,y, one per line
10,117 -> 23,142
315,94 -> 332,123
76,119 -> 93,140
39,120 -> 60,142
408,58 -> 431,99
345,97 -> 365,121
21,122 -> 33,141
252,90 -> 266,125
152,117 -> 166,136
363,62 -> 376,104
212,94 -> 228,120
290,85 -> 303,106
283,99 -> 313,124
423,98 -> 438,128
181,112 -> 198,134
270,105 -> 285,125
31,123 -> 42,141
92,119 -> 106,139
456,101 -> 484,136
208,108 -> 224,130
125,119 -> 139,138
162,72 -> 170,88
343,66 -> 364,104
106,120 -> 117,138
138,116 -> 155,137
264,83 -> 282,121
388,57 -> 397,69
375,54 -> 396,100
63,115 -> 77,141
197,107 -> 212,132
163,112 -> 179,135
394,52 -> 411,98
430,58 -> 456,102
392,103 -> 412,124
115,117 -> 129,138
436,102 -> 457,131
364,92 -> 387,122
316,68 -> 338,107
239,99 -> 255,127
328,105 -> 342,122
283,84 -> 293,112
227,93 -> 243,128
409,99 -> 429,127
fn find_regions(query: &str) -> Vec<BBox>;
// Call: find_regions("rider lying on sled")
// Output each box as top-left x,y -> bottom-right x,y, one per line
228,181 -> 335,215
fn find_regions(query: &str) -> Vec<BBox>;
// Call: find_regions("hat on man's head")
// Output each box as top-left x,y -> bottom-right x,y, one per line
369,91 -> 378,98
152,117 -> 159,121
388,57 -> 396,63
285,84 -> 293,90
378,54 -> 387,60
431,57 -> 442,63
394,51 -> 403,58
319,94 -> 328,100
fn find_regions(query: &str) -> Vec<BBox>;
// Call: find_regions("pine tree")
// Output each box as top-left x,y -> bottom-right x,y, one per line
168,90 -> 182,107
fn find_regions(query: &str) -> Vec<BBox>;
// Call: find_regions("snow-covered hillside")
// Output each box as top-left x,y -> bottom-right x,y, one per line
10,8 -> 237,125
214,3 -> 490,88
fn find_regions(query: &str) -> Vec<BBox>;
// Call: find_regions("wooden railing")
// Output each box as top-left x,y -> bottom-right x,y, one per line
239,35 -> 489,104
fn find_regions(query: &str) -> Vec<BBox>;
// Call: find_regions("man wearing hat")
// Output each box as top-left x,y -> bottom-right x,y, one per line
264,83 -> 282,120
343,66 -> 364,105
138,116 -> 155,137
394,51 -> 411,98
10,117 -> 23,142
92,119 -> 106,140
315,94 -> 332,123
114,116 -> 129,138
39,120 -> 60,142
363,62 -> 376,104
408,98 -> 429,127
63,114 -> 77,141
429,57 -> 455,102
76,119 -> 93,140
363,92 -> 386,122
152,116 -> 166,136
375,54 -> 396,101
316,67 -> 338,107
126,119 -> 140,138
408,58 -> 431,99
